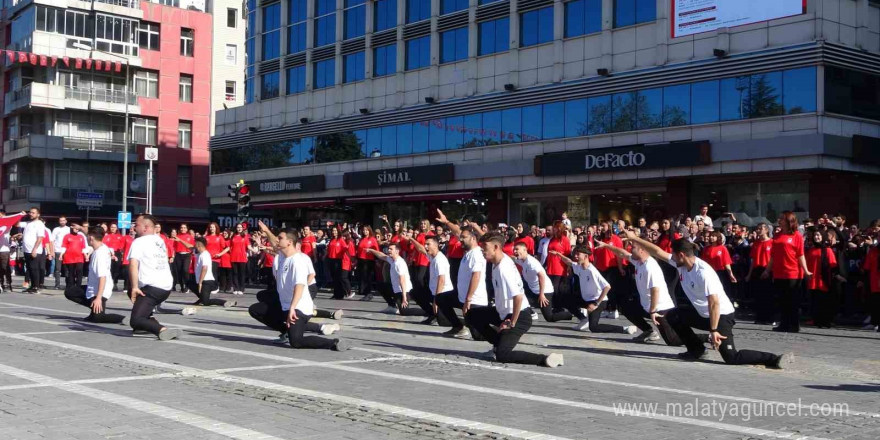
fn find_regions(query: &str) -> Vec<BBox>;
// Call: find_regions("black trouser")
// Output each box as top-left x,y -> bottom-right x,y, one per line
665,307 -> 778,366
377,281 -> 397,307
410,265 -> 429,304
0,252 -> 10,287
465,308 -> 546,365
255,289 -> 328,331
617,294 -> 654,333
357,259 -> 375,297
449,258 -> 461,290
53,252 -> 65,284
660,263 -> 681,306
130,285 -> 171,336
435,291 -> 465,328
232,262 -> 247,291
187,279 -> 228,306
218,267 -> 232,292
396,289 -> 434,317
64,263 -> 83,289
328,258 -> 343,298
811,289 -> 837,327
64,285 -> 126,324
749,266 -> 776,323
247,256 -> 260,284
563,296 -> 608,332
869,292 -> 880,326
111,251 -> 123,287
600,268 -> 623,312
524,284 -> 572,322
775,278 -> 802,331
248,295 -> 336,349
174,254 -> 192,291
24,253 -> 45,288
619,303 -> 683,345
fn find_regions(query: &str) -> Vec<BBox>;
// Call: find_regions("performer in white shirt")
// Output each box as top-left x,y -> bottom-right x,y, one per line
127,214 -> 181,341
188,237 -> 237,308
22,207 -> 47,293
63,226 -> 126,324
51,216 -> 70,289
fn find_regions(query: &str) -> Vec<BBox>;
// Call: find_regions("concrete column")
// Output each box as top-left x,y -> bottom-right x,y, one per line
600,0 -> 613,72
856,0 -> 871,50
654,0 -> 668,65
508,0 -> 520,87
335,0 -> 344,88
305,0 -> 316,89
552,0 -> 564,83
466,0 -> 478,95
280,0 -> 290,94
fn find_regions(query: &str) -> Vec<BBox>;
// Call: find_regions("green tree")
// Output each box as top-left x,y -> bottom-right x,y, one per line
749,75 -> 784,117
312,132 -> 363,163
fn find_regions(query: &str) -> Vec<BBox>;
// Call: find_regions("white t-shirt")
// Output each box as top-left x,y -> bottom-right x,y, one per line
629,256 -> 675,313
537,237 -> 550,264
196,250 -> 215,282
428,252 -> 453,295
492,256 -> 530,319
384,255 -> 412,294
22,220 -> 46,254
457,248 -> 488,305
52,226 -> 70,252
273,252 -> 314,314
86,245 -> 113,300
294,252 -> 317,286
0,231 -> 10,253
127,234 -> 173,290
515,255 -> 554,295
668,256 -> 736,318
695,214 -> 713,228
572,264 -> 610,302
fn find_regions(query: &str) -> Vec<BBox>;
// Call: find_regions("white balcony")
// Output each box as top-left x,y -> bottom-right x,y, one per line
4,83 -> 66,114
5,83 -> 140,116
3,134 -> 136,164
29,32 -> 142,68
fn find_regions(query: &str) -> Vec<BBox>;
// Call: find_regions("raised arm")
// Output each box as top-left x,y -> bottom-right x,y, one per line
622,230 -> 672,263
258,221 -> 279,248
595,239 -> 633,260
366,248 -> 388,260
435,209 -> 461,237
408,236 -> 427,255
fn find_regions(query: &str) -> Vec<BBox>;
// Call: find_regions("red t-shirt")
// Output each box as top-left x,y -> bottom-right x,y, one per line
341,240 -> 356,271
503,242 -> 514,257
805,247 -> 836,292
174,233 -> 195,253
861,247 -> 880,293
122,235 -> 134,265
357,236 -> 379,260
262,251 -> 274,268
61,234 -> 86,264
515,236 -> 535,255
301,235 -> 316,257
161,234 -> 174,258
750,238 -> 773,268
220,238 -> 232,268
205,234 -> 225,262
701,244 -> 732,271
771,232 -> 804,280
327,238 -> 345,259
104,233 -> 124,252
657,232 -> 682,253
545,237 -> 571,276
446,235 -> 464,259
412,233 -> 431,267
593,235 -> 623,272
230,235 -> 249,263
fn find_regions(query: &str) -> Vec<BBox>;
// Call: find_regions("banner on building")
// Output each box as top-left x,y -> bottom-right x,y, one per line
671,0 -> 806,38
534,141 -> 712,177
0,50 -> 123,73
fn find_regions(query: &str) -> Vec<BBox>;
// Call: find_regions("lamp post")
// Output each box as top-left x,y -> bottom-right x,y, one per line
71,42 -> 131,214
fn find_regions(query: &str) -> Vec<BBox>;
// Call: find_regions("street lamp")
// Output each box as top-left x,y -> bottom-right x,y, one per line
72,42 -> 131,214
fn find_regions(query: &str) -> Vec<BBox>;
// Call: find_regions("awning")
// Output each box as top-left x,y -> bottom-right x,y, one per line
253,200 -> 337,209
345,192 -> 474,203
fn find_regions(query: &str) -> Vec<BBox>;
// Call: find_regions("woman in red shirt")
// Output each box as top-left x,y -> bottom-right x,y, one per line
746,223 -> 775,325
327,227 -> 345,299
858,230 -> 880,331
805,230 -> 838,328
339,231 -> 356,299
502,230 -> 516,257
61,227 -> 87,288
656,219 -> 682,253
204,223 -> 227,292
356,225 -> 380,301
544,221 -> 571,295
218,230 -> 233,293
763,211 -> 812,333
230,223 -> 249,295
701,231 -> 737,284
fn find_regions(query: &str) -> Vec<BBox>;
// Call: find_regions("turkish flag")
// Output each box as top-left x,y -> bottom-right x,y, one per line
94,60 -> 102,70
50,56 -> 58,67
114,62 -> 122,73
104,61 -> 112,72
75,58 -> 82,69
17,51 -> 27,63
28,53 -> 37,65
6,51 -> 14,63
39,55 -> 47,66
62,56 -> 70,67
84,59 -> 92,69
0,214 -> 25,236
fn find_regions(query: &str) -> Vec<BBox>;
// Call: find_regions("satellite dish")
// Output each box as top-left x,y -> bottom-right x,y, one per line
130,180 -> 142,192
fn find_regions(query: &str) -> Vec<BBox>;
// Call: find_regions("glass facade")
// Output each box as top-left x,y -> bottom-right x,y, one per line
344,0 -> 366,40
315,0 -> 336,47
245,0 -> 256,103
614,0 -> 656,28
344,51 -> 366,83
441,0 -> 468,15
565,0 -> 602,38
407,0 -> 430,23
314,58 -> 336,89
440,27 -> 468,63
406,36 -> 430,70
261,3 -> 281,60
287,65 -> 306,94
374,0 -> 397,32
478,17 -> 509,56
824,66 -> 880,121
261,71 -> 280,99
374,43 -> 397,77
520,7 -> 553,48
289,0 -> 308,54
212,67 -> 817,174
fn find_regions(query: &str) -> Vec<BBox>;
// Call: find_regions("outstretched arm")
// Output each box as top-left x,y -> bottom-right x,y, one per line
548,250 -> 574,266
622,230 -> 671,263
595,239 -> 633,260
435,209 -> 461,237
408,237 -> 427,255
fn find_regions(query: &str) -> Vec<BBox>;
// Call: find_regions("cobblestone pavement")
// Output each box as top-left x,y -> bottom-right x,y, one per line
0,279 -> 878,440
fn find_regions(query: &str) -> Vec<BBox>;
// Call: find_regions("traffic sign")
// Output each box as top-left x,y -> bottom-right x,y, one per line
76,191 -> 104,208
144,147 -> 158,161
117,211 -> 132,229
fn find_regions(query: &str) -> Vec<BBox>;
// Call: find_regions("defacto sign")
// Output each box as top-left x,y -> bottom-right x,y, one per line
671,0 -> 806,38
534,141 -> 711,177
249,175 -> 326,195
343,164 -> 455,189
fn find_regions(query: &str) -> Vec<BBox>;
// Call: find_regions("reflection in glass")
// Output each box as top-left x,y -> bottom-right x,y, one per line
691,80 -> 719,124
783,67 -> 816,114
315,132 -> 364,163
612,92 -> 636,132
564,99 -> 588,137
588,95 -> 612,135
482,111 -> 502,145
637,88 -> 662,130
397,123 -> 413,155
749,71 -> 783,118
521,105 -> 542,142
382,125 -> 397,156
412,121 -> 429,153
366,127 -> 381,157
429,119 -> 445,151
462,113 -> 482,147
446,116 -> 464,149
720,76 -> 750,121
543,102 -> 564,139
663,84 -> 690,127
501,108 -> 522,144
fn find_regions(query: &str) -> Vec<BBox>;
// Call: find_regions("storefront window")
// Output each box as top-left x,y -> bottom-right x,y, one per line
690,180 -> 809,227
510,192 -> 668,227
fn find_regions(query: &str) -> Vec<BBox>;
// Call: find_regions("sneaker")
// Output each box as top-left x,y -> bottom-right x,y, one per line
223,300 -> 237,308
332,309 -> 344,320
452,327 -> 472,339
572,317 -> 591,331
769,352 -> 793,370
677,350 -> 707,361
273,333 -> 289,345
332,339 -> 351,351
530,310 -> 539,320
344,292 -> 356,299
543,353 -> 564,368
320,323 -> 340,335
442,327 -> 461,336
580,308 -> 589,318
360,294 -> 373,302
381,305 -> 399,315
600,310 -> 609,319
181,307 -> 198,316
481,348 -> 496,361
610,310 -> 619,320
623,326 -> 639,335
210,288 -> 220,295
158,328 -> 182,341
861,324 -> 876,330
420,316 -> 436,325
633,330 -> 658,342
120,316 -> 130,327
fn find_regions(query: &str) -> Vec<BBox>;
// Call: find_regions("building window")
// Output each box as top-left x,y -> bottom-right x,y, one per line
344,0 -> 366,40
373,43 -> 397,77
134,70 -> 158,98
314,58 -> 335,89
478,17 -> 509,56
374,0 -> 397,32
132,117 -> 157,145
138,22 -> 159,50
315,0 -> 336,47
441,0 -> 467,15
520,7 -> 553,47
177,166 -> 191,196
287,65 -> 306,94
289,0 -> 307,54
178,121 -> 192,149
262,71 -> 280,98
225,81 -> 236,101
179,74 -> 193,102
180,28 -> 194,56
825,66 -> 876,120
440,27 -> 468,63
343,51 -> 365,83
405,36 -> 430,70
227,8 -> 237,27
565,0 -> 601,37
262,3 -> 281,60
225,44 -> 237,64
614,0 -> 655,28
407,0 -> 430,23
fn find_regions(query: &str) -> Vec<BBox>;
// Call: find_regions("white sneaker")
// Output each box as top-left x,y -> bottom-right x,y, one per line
610,310 -> 619,319
572,317 -> 591,332
344,292 -> 356,299
543,353 -> 564,368
180,307 -> 197,316
210,289 -> 220,295
530,310 -> 539,320
332,309 -> 344,320
273,333 -> 289,345
623,326 -> 638,335
321,323 -> 340,335
381,305 -> 399,314
580,308 -> 589,318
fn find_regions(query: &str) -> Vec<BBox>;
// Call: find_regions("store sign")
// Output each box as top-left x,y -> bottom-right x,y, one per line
671,0 -> 805,38
534,141 -> 711,177
343,164 -> 454,189
249,175 -> 326,195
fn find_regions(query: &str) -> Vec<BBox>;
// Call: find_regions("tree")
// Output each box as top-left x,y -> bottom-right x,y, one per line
312,132 -> 363,163
749,74 -> 784,118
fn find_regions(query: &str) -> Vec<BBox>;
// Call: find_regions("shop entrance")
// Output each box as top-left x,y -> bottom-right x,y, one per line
510,186 -> 668,228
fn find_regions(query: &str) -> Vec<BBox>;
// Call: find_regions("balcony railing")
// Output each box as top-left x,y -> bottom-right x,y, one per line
8,185 -> 123,202
65,86 -> 137,105
4,135 -> 132,154
94,0 -> 141,8
64,137 -> 131,153
8,84 -> 32,109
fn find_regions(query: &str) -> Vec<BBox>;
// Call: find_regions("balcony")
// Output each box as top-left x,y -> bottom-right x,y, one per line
5,83 -> 66,115
4,83 -> 139,116
3,134 -> 136,164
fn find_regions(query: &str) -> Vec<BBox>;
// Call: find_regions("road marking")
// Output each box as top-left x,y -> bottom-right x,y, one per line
16,330 -> 81,335
0,315 -> 835,439
0,362 -> 287,440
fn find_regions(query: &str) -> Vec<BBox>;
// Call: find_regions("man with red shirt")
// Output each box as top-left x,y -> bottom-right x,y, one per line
745,224 -> 775,325
858,231 -> 880,332
230,223 -> 249,295
172,224 -> 195,293
409,219 -> 433,309
155,223 -> 175,290
62,224 -> 88,288
300,226 -> 316,259
104,223 -> 124,291
593,222 -> 626,319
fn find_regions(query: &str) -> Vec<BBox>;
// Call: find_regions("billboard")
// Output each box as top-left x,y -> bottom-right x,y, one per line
671,0 -> 806,38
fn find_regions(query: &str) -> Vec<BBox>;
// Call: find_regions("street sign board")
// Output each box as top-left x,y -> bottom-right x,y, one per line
76,191 -> 104,208
144,147 -> 159,161
117,211 -> 132,229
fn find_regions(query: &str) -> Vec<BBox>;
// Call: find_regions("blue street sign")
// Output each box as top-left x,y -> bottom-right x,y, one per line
117,211 -> 132,229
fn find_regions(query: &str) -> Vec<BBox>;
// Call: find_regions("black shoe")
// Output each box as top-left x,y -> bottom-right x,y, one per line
360,294 -> 373,302
769,353 -> 792,369
420,316 -> 436,325
771,326 -> 789,333
677,350 -> 707,361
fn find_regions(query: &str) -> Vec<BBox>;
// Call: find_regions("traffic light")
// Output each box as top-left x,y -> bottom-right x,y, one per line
237,182 -> 251,217
227,182 -> 241,201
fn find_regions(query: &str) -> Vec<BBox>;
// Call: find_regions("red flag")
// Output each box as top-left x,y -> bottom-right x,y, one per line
94,59 -> 102,70
114,61 -> 122,73
50,56 -> 58,67
105,61 -> 112,72
28,53 -> 37,65
0,214 -> 25,236
75,58 -> 82,69
39,55 -> 47,66
17,51 -> 27,63
84,59 -> 92,69
62,56 -> 70,67
6,51 -> 14,63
